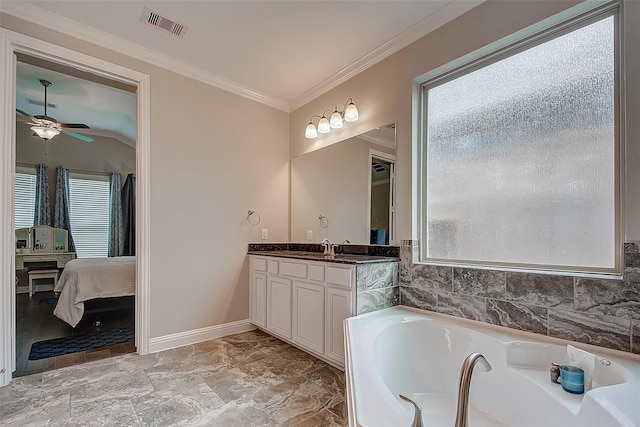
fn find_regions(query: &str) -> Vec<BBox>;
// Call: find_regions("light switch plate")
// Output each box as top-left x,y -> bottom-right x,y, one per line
307,230 -> 313,240
261,229 -> 268,240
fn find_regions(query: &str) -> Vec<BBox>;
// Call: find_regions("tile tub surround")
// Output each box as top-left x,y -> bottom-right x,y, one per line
0,329 -> 347,426
400,240 -> 640,354
356,262 -> 399,315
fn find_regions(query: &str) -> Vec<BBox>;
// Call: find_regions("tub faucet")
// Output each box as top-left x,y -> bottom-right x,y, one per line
455,353 -> 492,427
399,394 -> 423,427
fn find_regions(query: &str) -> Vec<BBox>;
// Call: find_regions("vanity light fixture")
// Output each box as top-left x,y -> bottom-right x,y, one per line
305,98 -> 359,139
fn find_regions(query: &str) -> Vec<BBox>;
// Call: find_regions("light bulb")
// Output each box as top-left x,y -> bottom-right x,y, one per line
317,116 -> 331,133
305,122 -> 318,138
344,102 -> 359,122
330,109 -> 343,128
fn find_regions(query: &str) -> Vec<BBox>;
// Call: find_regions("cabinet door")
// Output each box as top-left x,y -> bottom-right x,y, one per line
292,280 -> 324,354
250,272 -> 267,327
267,276 -> 292,339
325,286 -> 354,364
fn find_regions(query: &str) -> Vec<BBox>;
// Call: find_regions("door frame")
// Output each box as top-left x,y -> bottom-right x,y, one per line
0,28 -> 151,386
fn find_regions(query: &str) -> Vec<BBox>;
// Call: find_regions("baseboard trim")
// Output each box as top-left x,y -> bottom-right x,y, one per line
148,319 -> 255,354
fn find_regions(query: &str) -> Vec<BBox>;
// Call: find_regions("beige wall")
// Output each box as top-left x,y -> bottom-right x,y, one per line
291,0 -> 640,243
2,14 -> 290,338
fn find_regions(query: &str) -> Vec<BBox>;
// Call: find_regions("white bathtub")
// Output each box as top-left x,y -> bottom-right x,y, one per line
344,306 -> 640,427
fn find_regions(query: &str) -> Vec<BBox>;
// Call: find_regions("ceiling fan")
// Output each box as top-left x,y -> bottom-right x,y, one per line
16,79 -> 94,143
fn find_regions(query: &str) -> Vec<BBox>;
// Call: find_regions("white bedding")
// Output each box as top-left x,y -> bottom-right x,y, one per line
54,256 -> 135,327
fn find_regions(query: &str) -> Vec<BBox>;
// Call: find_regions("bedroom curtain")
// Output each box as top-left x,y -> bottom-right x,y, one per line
33,163 -> 51,226
108,172 -> 123,257
54,166 -> 75,252
121,173 -> 136,256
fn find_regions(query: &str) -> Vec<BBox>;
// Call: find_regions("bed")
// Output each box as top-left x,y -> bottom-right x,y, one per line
53,256 -> 136,327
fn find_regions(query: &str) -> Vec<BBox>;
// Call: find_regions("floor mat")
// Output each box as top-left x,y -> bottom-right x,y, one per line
38,297 -> 58,306
28,328 -> 134,360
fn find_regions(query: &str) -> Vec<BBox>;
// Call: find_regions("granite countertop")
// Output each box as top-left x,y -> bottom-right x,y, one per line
247,243 -> 400,265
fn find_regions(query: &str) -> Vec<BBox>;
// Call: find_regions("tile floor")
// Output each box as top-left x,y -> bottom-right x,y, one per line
0,329 -> 347,426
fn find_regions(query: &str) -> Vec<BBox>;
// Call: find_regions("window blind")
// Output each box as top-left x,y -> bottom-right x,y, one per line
69,175 -> 110,258
15,172 -> 36,229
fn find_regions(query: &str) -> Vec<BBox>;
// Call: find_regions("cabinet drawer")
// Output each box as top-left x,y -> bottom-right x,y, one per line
252,257 -> 267,272
279,261 -> 307,278
308,264 -> 324,282
325,266 -> 353,288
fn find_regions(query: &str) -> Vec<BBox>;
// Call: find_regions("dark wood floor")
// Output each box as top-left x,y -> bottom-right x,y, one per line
15,290 -> 135,377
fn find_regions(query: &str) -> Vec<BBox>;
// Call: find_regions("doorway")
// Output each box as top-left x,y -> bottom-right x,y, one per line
1,30 -> 151,386
369,151 -> 396,245
13,57 -> 137,376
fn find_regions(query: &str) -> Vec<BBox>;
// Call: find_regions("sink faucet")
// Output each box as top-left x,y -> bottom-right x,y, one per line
321,239 -> 332,255
455,353 -> 492,427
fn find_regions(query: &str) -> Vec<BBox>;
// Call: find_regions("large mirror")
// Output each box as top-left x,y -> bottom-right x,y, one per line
291,123 -> 396,245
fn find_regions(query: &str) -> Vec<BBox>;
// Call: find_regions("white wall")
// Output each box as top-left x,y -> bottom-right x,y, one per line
290,0 -> 640,243
1,13 -> 290,339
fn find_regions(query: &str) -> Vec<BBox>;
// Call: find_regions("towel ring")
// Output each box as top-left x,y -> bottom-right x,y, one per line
318,215 -> 329,228
247,210 -> 261,226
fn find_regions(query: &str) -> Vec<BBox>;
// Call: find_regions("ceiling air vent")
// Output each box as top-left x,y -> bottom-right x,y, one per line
141,7 -> 188,39
372,162 -> 388,173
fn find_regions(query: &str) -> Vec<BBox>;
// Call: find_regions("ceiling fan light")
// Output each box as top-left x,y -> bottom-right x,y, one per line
317,116 -> 331,134
330,109 -> 343,129
31,125 -> 60,141
305,122 -> 318,139
344,102 -> 359,122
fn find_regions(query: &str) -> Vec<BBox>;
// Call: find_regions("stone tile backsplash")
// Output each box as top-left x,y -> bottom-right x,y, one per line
400,240 -> 640,354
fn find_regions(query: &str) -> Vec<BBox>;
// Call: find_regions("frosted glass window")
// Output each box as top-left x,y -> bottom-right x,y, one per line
69,175 -> 110,258
421,15 -> 617,272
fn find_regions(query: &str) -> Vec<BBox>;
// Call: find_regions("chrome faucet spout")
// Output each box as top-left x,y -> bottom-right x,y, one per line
399,394 -> 424,427
321,239 -> 332,255
454,353 -> 492,427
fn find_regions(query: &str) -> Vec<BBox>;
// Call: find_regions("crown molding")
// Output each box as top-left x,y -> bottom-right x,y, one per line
288,0 -> 485,111
1,1 -> 484,114
0,1 -> 290,112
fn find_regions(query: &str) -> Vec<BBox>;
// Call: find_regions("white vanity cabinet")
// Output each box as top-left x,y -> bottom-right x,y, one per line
325,286 -> 353,363
292,280 -> 324,354
249,255 -> 356,368
267,276 -> 292,339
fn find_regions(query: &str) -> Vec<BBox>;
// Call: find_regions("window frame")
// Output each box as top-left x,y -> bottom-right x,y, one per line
414,1 -> 624,276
